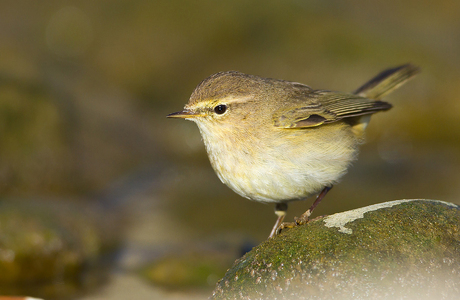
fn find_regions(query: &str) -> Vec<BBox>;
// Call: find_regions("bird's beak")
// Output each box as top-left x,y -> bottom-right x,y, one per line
167,109 -> 203,119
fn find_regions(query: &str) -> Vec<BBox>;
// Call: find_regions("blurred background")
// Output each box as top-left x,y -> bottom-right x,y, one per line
0,0 -> 459,299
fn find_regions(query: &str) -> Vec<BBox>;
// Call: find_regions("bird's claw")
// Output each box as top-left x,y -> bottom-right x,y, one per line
274,209 -> 314,235
294,209 -> 311,225
275,221 -> 297,235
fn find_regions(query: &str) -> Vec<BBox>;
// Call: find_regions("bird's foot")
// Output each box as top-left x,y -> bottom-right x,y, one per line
274,210 -> 319,235
294,209 -> 312,225
275,221 -> 297,235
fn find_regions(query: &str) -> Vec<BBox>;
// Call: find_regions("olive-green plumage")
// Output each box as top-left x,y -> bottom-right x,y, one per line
168,64 -> 419,236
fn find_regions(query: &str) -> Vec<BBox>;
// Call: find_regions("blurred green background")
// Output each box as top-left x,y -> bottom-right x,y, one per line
0,0 -> 459,299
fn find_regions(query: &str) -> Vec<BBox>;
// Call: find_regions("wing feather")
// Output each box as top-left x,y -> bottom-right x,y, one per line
273,90 -> 391,129
273,64 -> 418,129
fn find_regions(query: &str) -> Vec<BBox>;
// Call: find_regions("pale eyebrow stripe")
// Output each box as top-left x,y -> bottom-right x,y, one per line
187,95 -> 253,109
221,95 -> 253,104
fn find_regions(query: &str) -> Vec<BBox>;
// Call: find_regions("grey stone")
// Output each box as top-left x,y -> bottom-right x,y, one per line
211,200 -> 460,299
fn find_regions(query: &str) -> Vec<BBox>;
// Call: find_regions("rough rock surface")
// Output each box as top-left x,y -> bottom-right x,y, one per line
211,200 -> 460,299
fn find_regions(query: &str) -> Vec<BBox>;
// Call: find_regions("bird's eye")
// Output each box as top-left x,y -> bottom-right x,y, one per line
214,104 -> 227,115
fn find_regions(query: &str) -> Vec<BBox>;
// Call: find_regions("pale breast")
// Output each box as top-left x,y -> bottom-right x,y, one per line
196,120 -> 359,203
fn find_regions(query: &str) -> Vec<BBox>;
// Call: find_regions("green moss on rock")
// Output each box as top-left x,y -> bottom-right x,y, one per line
211,200 -> 460,299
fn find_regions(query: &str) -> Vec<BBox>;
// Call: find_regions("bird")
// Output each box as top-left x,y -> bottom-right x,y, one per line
168,64 -> 420,238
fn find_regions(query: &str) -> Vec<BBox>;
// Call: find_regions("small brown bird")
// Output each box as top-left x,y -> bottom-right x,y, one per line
168,64 -> 419,238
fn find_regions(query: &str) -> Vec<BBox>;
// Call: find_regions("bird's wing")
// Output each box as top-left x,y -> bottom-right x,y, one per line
273,90 -> 391,129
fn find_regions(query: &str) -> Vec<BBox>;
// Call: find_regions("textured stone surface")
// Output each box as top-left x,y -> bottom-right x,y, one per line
211,200 -> 460,300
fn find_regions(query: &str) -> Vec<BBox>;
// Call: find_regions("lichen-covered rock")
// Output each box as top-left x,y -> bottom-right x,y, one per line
211,200 -> 460,300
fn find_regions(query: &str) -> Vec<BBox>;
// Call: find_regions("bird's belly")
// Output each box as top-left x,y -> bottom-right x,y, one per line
218,164 -> 325,203
201,122 -> 359,203
212,144 -> 357,203
213,155 -> 341,203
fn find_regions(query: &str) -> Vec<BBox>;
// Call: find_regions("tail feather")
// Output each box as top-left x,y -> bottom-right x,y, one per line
349,64 -> 420,138
353,64 -> 420,100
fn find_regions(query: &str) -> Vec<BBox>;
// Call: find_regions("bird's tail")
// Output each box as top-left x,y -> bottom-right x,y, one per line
353,64 -> 420,100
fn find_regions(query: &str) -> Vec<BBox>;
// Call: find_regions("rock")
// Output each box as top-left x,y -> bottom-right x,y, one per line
141,238 -> 256,290
211,200 -> 460,300
0,199 -> 121,299
141,250 -> 232,289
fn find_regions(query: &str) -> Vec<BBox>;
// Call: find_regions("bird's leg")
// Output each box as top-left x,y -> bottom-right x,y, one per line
269,203 -> 288,238
271,186 -> 333,237
295,185 -> 333,225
